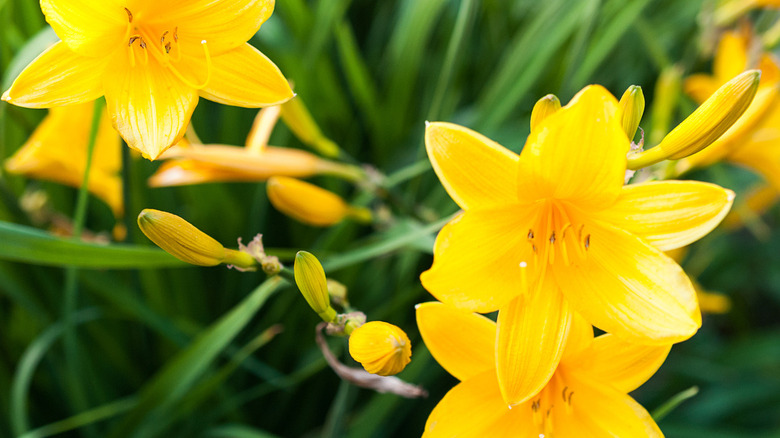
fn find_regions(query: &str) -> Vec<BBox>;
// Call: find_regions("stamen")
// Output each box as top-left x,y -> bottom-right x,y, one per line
584,234 -> 591,250
561,386 -> 568,402
527,229 -> 534,240
161,30 -> 169,45
165,40 -> 213,89
549,232 -> 556,244
125,7 -> 133,22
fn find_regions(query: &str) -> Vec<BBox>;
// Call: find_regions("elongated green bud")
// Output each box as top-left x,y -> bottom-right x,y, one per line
530,94 -> 561,131
628,70 -> 760,170
294,251 -> 338,322
618,85 -> 645,140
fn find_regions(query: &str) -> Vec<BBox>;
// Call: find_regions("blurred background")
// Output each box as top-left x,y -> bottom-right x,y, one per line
1,0 -> 780,436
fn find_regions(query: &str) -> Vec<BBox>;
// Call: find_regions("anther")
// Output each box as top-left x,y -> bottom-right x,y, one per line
125,7 -> 133,22
165,42 -> 172,54
528,229 -> 535,240
128,36 -> 140,46
561,386 -> 568,401
174,27 -> 179,42
161,31 -> 169,44
549,232 -> 556,244
584,234 -> 591,250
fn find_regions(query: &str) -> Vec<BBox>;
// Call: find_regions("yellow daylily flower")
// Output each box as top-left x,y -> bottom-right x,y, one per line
148,107 -> 363,186
678,30 -> 780,187
417,302 -> 668,437
5,102 -> 122,217
422,85 -> 734,405
2,0 -> 293,160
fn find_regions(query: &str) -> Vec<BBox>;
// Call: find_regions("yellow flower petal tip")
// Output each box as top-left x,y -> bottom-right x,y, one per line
618,85 -> 645,140
530,94 -> 561,131
349,321 -> 412,376
293,251 -> 337,322
267,176 -> 369,226
628,70 -> 760,169
137,208 -> 227,266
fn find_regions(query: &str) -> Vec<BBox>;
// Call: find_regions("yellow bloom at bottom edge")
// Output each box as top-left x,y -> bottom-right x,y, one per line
417,302 -> 669,437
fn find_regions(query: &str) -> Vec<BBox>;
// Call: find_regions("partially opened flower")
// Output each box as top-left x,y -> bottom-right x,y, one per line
678,29 -> 780,188
349,321 -> 412,376
267,177 -> 372,226
5,102 -> 122,217
417,302 -> 668,437
422,85 -> 734,405
2,0 -> 293,160
148,107 -> 364,186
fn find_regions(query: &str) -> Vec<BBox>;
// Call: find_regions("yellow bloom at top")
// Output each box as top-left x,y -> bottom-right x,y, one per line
417,302 -> 669,437
680,30 -> 780,191
422,85 -> 734,405
5,102 -> 122,217
2,0 -> 293,160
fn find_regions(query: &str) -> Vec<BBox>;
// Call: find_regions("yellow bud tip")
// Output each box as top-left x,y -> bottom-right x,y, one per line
137,208 -> 226,266
530,94 -> 561,131
618,85 -> 645,140
294,251 -> 336,321
2,90 -> 11,102
267,176 -> 351,226
627,69 -> 760,170
348,321 -> 412,376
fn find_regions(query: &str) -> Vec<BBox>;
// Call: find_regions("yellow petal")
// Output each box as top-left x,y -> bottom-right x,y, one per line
729,118 -> 780,191
598,181 -> 735,251
424,122 -> 519,210
556,222 -> 700,344
245,106 -> 281,153
103,55 -> 198,160
714,31 -> 749,84
517,85 -> 628,210
572,333 -> 671,393
554,374 -> 662,437
684,74 -> 720,104
40,0 -> 126,57
496,282 -> 571,406
147,0 -> 274,56
147,160 -> 236,186
561,311 -> 594,362
2,42 -> 105,108
420,206 -> 535,313
196,43 -> 293,107
415,302 -> 495,382
423,370 -> 532,438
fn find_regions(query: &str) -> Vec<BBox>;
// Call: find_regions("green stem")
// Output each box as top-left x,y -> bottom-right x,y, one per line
62,98 -> 105,435
651,386 -> 699,422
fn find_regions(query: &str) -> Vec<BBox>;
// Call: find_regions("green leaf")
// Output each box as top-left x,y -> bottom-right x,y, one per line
0,221 -> 185,269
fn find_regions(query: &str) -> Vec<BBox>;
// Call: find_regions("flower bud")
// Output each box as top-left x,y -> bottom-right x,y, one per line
618,85 -> 645,140
267,176 -> 372,226
137,209 -> 226,266
280,95 -> 340,158
348,321 -> 412,376
530,94 -> 561,131
628,70 -> 760,170
294,251 -> 338,322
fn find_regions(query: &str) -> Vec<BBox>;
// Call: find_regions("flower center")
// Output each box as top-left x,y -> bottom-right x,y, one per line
526,200 -> 590,269
528,374 -> 574,437
122,8 -> 213,89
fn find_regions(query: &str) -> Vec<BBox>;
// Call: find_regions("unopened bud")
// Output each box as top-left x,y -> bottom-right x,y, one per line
294,251 -> 338,322
618,85 -> 645,140
327,279 -> 349,308
280,96 -> 340,158
138,209 -> 257,268
348,321 -> 412,376
530,94 -> 561,131
628,70 -> 760,170
267,176 -> 371,226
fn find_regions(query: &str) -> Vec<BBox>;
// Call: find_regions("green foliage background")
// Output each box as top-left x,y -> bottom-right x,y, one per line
1,0 -> 780,436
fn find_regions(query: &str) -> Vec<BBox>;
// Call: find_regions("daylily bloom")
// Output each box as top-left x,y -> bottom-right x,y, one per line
715,0 -> 780,25
2,0 -> 293,160
417,302 -> 668,437
422,85 -> 734,405
148,107 -> 364,186
5,102 -> 122,217
679,30 -> 780,191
